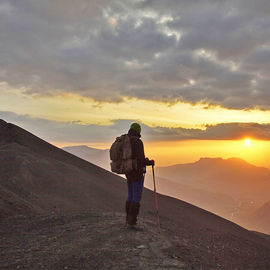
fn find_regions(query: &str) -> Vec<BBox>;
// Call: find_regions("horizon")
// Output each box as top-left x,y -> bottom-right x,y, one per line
1,0 -> 270,170
2,117 -> 270,169
54,138 -> 270,169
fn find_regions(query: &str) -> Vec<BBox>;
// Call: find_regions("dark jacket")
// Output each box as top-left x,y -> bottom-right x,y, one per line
125,128 -> 150,183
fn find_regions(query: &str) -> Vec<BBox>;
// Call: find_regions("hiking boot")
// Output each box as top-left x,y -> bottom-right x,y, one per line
127,224 -> 143,231
127,202 -> 140,226
125,201 -> 132,224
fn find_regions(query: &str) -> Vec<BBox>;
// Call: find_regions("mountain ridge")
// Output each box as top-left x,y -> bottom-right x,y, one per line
159,156 -> 269,171
155,156 -> 270,202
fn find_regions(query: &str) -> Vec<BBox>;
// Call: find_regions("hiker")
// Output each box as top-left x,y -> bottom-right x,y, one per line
125,123 -> 154,229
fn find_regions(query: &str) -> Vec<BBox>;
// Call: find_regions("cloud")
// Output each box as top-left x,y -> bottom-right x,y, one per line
1,0 -> 270,108
142,123 -> 270,141
1,112 -> 270,144
0,111 -> 117,143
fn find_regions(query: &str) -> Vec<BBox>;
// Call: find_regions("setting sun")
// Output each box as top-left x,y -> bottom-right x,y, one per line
244,138 -> 251,147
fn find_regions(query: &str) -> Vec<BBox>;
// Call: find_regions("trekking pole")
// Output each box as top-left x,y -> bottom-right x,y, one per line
152,165 -> 161,233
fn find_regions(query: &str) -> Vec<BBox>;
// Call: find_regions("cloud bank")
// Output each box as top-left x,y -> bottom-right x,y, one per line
1,0 -> 270,109
1,112 -> 270,144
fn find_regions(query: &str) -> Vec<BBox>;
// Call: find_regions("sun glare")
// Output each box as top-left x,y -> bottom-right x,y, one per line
244,138 -> 251,147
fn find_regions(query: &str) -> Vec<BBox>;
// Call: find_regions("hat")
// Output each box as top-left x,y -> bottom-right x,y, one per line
130,122 -> 141,134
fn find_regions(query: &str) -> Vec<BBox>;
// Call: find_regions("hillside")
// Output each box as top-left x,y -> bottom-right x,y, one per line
0,119 -> 127,217
0,119 -> 270,269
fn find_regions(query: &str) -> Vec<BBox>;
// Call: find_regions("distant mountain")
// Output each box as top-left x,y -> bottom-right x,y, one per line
1,119 -> 270,269
150,157 -> 270,233
62,145 -> 110,170
144,174 -> 237,220
156,157 -> 270,204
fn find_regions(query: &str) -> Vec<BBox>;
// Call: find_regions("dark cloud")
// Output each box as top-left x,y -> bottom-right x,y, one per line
196,123 -> 270,141
142,123 -> 270,141
1,111 -> 270,143
1,0 -> 270,108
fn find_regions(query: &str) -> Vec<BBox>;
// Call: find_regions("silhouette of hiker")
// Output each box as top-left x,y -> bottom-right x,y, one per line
125,123 -> 154,230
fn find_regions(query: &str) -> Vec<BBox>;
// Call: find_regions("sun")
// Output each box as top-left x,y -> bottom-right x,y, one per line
244,138 -> 251,147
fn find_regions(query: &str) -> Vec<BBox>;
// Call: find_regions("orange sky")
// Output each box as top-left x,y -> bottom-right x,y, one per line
144,139 -> 270,168
54,138 -> 270,169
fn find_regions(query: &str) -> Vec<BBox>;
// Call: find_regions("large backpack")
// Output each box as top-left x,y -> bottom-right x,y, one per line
109,134 -> 137,174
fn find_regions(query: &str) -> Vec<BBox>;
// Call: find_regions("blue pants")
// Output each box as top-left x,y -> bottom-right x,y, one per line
127,176 -> 145,203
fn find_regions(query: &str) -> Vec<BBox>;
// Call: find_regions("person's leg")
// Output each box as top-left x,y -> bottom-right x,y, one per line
132,176 -> 144,203
128,176 -> 144,226
125,181 -> 133,224
127,181 -> 133,201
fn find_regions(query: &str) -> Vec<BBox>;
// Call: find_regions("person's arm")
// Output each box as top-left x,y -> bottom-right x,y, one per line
137,140 -> 154,166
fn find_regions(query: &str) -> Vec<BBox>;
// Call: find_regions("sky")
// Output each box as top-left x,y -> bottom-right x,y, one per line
1,0 -> 270,167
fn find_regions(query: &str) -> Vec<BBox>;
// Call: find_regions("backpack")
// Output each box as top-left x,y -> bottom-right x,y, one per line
109,134 -> 137,174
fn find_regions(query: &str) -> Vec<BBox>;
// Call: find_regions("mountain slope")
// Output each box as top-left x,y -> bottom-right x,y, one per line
0,119 -> 270,269
0,119 -> 127,216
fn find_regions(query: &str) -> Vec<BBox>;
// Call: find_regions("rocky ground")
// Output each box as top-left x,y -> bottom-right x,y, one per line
0,212 -> 189,270
1,211 -> 270,270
